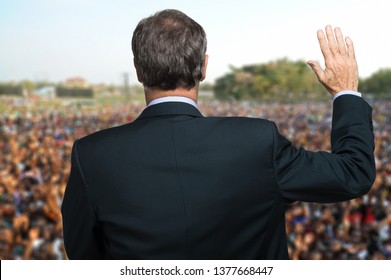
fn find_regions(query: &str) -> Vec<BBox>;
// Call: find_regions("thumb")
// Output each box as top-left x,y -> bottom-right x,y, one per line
307,60 -> 324,81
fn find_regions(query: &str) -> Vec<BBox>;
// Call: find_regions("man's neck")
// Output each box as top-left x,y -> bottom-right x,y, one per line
145,87 -> 198,105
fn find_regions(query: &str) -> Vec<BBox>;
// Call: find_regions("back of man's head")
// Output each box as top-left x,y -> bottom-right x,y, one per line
132,9 -> 207,90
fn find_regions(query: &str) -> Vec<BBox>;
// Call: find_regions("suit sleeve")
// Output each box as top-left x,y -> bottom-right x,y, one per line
272,95 -> 376,203
61,140 -> 104,259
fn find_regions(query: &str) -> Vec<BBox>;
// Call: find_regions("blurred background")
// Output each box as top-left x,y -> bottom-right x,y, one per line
0,0 -> 390,259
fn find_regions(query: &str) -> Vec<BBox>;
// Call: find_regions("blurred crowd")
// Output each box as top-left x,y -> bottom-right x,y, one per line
0,97 -> 390,259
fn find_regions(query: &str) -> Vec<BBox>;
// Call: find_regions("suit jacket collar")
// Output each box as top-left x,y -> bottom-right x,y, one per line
135,102 -> 204,121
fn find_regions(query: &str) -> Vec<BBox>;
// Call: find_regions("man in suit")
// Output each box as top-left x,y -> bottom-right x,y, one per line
61,9 -> 375,259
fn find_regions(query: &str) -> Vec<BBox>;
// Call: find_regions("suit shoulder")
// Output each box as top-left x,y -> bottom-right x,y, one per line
76,122 -> 132,147
201,116 -> 276,141
204,115 -> 274,128
204,115 -> 270,123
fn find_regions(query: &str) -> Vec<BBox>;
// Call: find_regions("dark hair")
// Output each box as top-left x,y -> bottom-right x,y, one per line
132,9 -> 207,90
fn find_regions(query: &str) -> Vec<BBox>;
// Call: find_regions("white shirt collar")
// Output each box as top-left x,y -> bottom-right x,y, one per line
147,96 -> 198,108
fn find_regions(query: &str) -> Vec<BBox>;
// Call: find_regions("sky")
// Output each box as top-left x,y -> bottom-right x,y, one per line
1,0 -> 390,85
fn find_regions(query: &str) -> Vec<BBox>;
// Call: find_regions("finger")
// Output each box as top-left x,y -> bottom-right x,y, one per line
317,29 -> 332,62
307,60 -> 324,81
334,27 -> 346,55
345,36 -> 356,60
325,25 -> 338,56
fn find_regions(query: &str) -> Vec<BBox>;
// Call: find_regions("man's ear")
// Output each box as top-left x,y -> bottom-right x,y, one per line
134,59 -> 142,83
201,54 -> 208,81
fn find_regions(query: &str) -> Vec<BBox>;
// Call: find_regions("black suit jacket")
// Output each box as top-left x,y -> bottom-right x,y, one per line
61,95 -> 375,259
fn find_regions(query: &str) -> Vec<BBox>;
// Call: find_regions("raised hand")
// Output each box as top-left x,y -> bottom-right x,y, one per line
307,25 -> 358,96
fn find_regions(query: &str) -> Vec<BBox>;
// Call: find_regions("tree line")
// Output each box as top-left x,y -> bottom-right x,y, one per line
2,60 -> 390,101
213,58 -> 391,101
